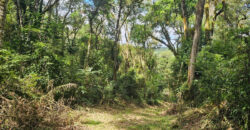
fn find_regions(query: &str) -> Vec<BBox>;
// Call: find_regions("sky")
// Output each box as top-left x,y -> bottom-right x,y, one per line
84,0 -> 94,5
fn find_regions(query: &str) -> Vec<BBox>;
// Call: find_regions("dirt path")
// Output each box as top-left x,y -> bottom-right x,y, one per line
71,103 -> 178,130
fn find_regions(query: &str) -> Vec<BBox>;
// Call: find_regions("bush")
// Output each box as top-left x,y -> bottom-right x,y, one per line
0,95 -> 74,129
188,28 -> 250,128
115,70 -> 140,101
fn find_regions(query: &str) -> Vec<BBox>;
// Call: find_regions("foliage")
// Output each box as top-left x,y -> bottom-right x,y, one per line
0,0 -> 249,129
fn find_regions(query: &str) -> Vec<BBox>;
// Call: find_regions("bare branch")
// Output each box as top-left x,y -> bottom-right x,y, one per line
42,0 -> 59,14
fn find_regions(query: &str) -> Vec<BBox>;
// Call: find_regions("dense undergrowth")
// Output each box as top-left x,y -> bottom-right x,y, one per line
0,45 -> 167,128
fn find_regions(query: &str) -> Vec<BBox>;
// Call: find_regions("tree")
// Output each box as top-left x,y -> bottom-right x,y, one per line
187,0 -> 205,88
84,0 -> 110,68
0,0 -> 7,47
107,0 -> 142,80
13,0 -> 59,27
144,0 -> 180,56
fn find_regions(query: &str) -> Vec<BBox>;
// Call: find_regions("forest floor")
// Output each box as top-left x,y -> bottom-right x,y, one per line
64,102 -> 181,130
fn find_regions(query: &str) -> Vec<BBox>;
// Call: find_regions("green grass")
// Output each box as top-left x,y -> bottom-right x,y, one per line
128,115 -> 178,130
81,120 -> 102,125
76,103 -> 181,129
112,106 -> 179,130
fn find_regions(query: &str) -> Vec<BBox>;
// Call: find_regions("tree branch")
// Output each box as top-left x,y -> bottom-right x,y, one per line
149,34 -> 177,56
42,0 -> 59,14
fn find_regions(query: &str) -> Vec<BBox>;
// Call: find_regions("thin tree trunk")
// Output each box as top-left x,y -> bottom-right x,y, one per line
210,0 -> 217,37
35,0 -> 43,28
0,0 -> 7,47
125,22 -> 130,72
205,0 -> 211,43
16,0 -> 23,28
181,0 -> 188,39
83,4 -> 101,68
84,33 -> 92,68
62,0 -> 73,56
187,0 -> 205,88
55,3 -> 59,24
113,0 -> 123,81
84,18 -> 94,68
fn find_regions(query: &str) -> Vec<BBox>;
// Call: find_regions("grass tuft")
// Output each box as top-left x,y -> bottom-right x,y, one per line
81,120 -> 102,125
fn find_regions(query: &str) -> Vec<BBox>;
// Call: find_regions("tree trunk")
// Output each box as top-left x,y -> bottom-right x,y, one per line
125,22 -> 130,72
113,0 -> 123,81
181,0 -> 188,39
61,0 -> 73,56
0,0 -> 7,47
187,0 -> 205,88
210,0 -> 217,37
205,0 -> 211,43
84,18 -> 94,68
15,0 -> 23,28
84,33 -> 92,68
